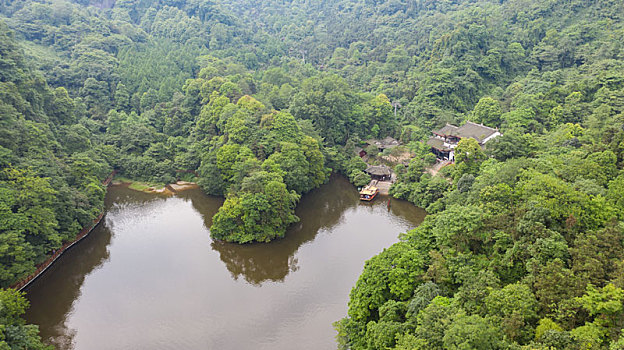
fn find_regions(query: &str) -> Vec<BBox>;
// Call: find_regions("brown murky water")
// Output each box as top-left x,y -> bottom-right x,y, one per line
24,176 -> 425,350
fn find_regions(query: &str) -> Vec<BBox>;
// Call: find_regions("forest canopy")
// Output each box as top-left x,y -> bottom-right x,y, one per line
1,0 -> 624,348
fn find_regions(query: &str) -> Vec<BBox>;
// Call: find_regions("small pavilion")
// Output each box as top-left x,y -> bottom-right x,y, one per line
364,165 -> 392,181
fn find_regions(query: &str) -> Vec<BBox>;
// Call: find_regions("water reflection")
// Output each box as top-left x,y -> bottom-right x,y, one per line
24,210 -> 112,349
24,176 -> 426,350
23,186 -> 171,348
207,176 -> 361,285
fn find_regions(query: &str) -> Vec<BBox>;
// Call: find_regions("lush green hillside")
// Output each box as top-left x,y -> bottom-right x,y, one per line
0,22 -> 107,349
0,22 -> 112,288
1,0 -> 624,348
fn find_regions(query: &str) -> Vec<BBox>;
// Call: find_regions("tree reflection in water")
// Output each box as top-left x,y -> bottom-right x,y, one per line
24,176 -> 426,350
186,175 -> 360,285
23,186 -> 162,349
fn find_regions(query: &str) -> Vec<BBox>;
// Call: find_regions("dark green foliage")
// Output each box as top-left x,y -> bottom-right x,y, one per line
0,289 -> 51,349
210,172 -> 300,243
0,26 -> 111,288
332,2 -> 624,347
2,0 -> 624,348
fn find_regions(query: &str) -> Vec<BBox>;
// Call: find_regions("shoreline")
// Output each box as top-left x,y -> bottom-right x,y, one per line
10,173 -> 199,291
112,179 -> 200,195
10,171 -> 117,291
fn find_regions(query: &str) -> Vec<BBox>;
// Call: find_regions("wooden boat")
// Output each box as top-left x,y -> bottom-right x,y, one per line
359,185 -> 379,201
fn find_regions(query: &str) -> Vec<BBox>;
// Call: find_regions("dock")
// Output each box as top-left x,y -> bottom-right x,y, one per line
368,179 -> 393,195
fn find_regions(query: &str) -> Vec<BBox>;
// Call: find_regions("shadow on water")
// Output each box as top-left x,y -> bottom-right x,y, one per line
23,176 -> 427,349
205,175 -> 361,285
22,186 -> 167,348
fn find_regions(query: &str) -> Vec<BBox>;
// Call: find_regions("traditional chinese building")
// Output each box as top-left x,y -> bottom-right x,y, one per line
364,165 -> 392,181
427,121 -> 501,161
364,137 -> 401,153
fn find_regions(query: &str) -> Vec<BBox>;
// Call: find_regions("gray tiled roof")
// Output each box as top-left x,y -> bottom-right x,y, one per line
433,124 -> 459,136
365,165 -> 392,176
433,121 -> 499,144
454,121 -> 498,143
427,137 -> 452,151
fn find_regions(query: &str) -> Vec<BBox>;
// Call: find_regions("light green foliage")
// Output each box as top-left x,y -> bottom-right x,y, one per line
210,172 -> 300,243
431,204 -> 484,252
570,225 -> 624,288
571,322 -> 605,350
578,284 -> 624,335
216,144 -> 255,185
535,318 -> 563,341
442,314 -> 504,350
454,269 -> 500,316
264,137 -> 327,194
608,175 -> 624,219
349,171 -> 371,187
610,336 -> 624,350
3,0 -> 624,347
364,94 -> 396,137
412,296 -> 459,349
0,289 -> 51,349
472,97 -> 503,127
518,171 -> 610,230
0,289 -> 28,325
345,156 -> 371,187
191,90 -> 328,243
289,74 -> 356,145
552,123 -> 585,144
486,131 -> 534,161
486,283 -> 538,342
391,169 -> 450,210
348,242 -> 425,323
454,138 -> 487,179
365,300 -> 409,349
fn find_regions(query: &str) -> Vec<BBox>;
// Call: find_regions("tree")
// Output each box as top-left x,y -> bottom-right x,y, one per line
443,314 -> 505,350
486,131 -> 533,161
0,289 -> 51,350
430,204 -> 484,252
210,172 -> 300,243
406,282 -> 441,322
453,137 -> 486,179
80,77 -> 110,115
472,97 -> 503,127
412,296 -> 460,349
485,283 -> 539,343
347,242 -> 426,328
289,74 -> 355,145
577,284 -> 624,342
114,82 -> 130,112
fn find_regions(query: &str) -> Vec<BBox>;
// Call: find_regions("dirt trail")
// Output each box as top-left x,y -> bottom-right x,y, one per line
426,160 -> 451,176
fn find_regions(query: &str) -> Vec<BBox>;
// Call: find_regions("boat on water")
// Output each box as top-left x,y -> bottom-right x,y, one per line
359,185 -> 379,201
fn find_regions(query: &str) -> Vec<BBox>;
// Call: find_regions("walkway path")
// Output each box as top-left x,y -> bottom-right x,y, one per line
367,178 -> 394,195
10,170 -> 117,291
426,160 -> 451,176
375,180 -> 392,195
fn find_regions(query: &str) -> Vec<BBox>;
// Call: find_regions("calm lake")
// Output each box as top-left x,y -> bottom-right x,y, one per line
24,176 -> 425,350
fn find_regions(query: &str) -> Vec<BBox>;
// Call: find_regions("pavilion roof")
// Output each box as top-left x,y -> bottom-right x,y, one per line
432,121 -> 499,144
365,165 -> 392,176
427,137 -> 452,151
433,124 -> 459,136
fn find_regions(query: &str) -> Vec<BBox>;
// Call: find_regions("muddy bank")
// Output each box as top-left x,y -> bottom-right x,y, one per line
168,181 -> 200,192
113,179 -> 199,195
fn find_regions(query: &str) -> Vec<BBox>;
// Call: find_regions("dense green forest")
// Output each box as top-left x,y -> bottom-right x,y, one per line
1,0 -> 624,348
